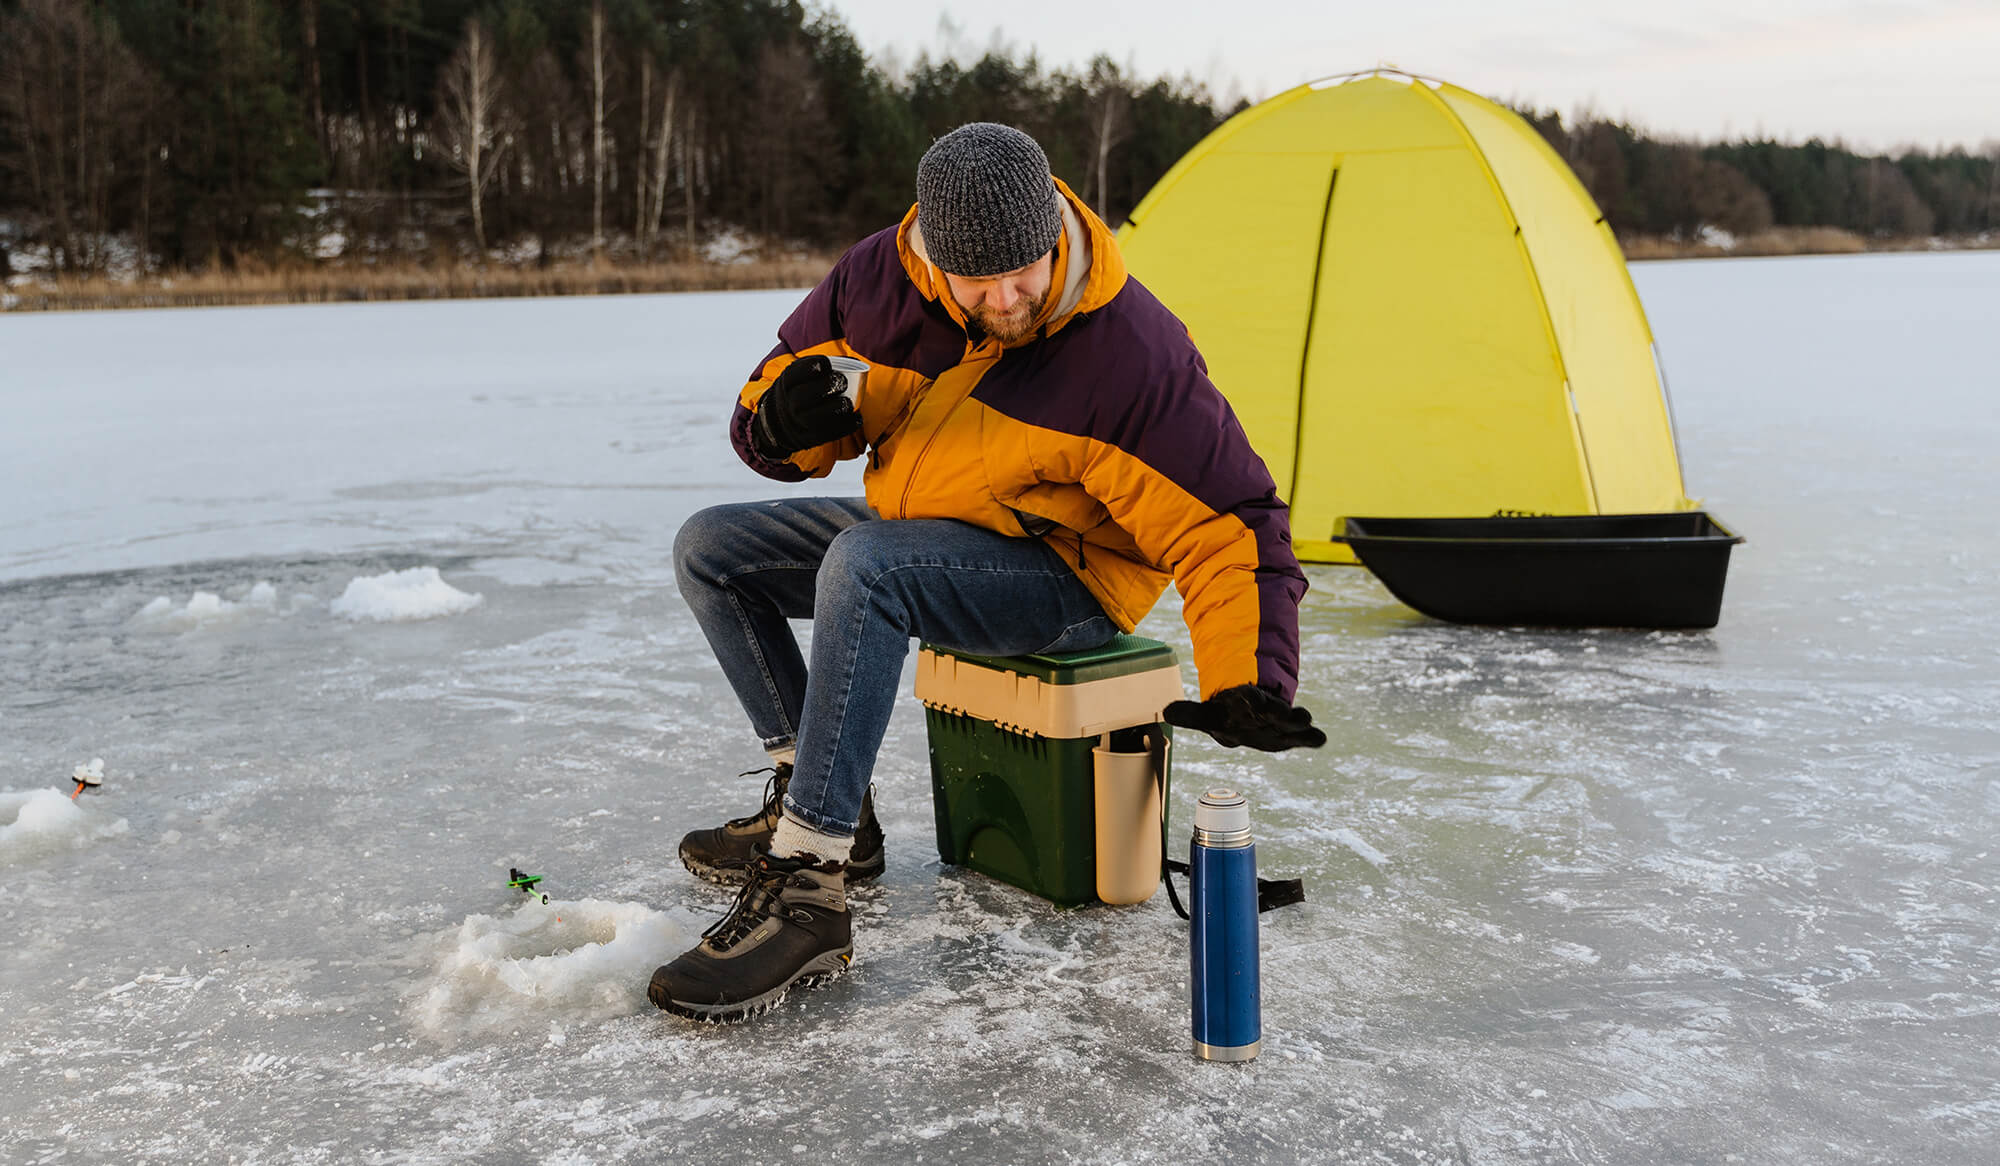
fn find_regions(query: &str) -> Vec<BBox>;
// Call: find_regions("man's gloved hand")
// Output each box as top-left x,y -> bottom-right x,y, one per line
1163,684 -> 1326,751
751,354 -> 864,459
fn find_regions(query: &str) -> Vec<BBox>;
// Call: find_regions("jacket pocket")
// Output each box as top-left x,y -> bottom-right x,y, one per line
1010,507 -> 1059,538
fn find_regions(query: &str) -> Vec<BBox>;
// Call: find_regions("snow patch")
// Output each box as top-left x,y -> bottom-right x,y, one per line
330,567 -> 483,623
0,788 -> 129,864
411,898 -> 686,1036
132,581 -> 279,631
700,225 -> 758,265
1697,224 -> 1739,250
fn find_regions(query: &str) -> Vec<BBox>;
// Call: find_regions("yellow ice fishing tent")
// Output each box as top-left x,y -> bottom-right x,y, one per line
1116,71 -> 1693,564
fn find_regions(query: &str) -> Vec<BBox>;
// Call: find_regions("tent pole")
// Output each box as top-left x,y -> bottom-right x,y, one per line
1290,165 -> 1342,516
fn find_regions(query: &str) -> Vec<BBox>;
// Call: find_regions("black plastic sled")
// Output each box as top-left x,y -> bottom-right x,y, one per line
1331,512 -> 1745,629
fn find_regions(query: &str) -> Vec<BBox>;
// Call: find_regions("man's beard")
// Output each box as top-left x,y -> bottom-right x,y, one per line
968,289 -> 1048,343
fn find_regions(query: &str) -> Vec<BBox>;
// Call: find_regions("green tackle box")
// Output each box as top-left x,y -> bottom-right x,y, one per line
916,634 -> 1181,907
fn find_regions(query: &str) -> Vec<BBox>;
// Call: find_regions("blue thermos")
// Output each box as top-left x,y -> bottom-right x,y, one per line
1190,787 -> 1261,1061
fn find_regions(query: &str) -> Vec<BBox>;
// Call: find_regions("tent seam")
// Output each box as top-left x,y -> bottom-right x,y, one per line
1449,85 -> 1686,504
1415,82 -> 1601,514
1289,164 -> 1341,514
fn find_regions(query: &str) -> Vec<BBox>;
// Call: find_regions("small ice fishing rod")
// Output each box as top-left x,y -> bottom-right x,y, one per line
507,867 -> 550,905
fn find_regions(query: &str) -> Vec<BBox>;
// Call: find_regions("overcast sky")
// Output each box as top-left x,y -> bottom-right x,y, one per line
837,0 -> 1999,154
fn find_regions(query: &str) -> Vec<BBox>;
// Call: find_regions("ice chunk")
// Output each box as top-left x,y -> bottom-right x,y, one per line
134,590 -> 238,630
131,582 -> 280,631
1329,826 -> 1390,869
0,788 -> 129,865
330,567 -> 484,623
410,898 -> 685,1036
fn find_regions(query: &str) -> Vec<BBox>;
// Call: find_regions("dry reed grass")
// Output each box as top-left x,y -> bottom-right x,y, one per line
3,256 -> 837,312
1617,226 -> 2000,261
9,232 -> 1997,311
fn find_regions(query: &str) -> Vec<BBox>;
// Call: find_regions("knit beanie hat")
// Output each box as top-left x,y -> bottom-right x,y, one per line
915,123 -> 1063,278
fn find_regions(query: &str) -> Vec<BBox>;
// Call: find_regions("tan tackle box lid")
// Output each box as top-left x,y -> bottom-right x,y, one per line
915,634 -> 1184,739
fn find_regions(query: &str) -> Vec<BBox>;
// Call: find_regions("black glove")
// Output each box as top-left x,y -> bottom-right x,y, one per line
1164,684 -> 1326,751
751,355 -> 863,459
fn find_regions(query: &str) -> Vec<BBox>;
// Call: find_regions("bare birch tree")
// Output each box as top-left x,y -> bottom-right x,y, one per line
431,18 -> 510,253
301,0 -> 326,166
683,103 -> 700,250
636,53 -> 652,248
585,1 -> 608,257
0,0 -> 152,272
643,65 -> 681,252
1083,56 -> 1131,216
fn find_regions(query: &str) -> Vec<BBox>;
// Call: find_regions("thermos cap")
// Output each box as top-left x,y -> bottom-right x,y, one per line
1195,788 -> 1250,835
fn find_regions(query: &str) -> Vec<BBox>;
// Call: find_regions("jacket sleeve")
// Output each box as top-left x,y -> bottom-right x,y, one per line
730,260 -> 867,481
1077,356 -> 1306,701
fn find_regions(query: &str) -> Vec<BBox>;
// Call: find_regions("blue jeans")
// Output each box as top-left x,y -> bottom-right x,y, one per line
673,498 -> 1118,837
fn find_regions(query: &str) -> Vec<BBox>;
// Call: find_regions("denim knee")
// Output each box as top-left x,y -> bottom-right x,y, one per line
673,504 -> 737,588
815,523 -> 898,619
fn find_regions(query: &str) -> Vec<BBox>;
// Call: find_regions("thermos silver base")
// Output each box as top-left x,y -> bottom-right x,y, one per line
1193,1038 -> 1261,1063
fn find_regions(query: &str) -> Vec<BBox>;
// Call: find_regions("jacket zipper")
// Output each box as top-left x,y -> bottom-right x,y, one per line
866,382 -> 930,472
898,391 -> 971,517
896,336 -> 993,516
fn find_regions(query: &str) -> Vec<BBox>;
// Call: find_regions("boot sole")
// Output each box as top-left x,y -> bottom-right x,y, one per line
648,948 -> 854,1022
681,848 -> 886,888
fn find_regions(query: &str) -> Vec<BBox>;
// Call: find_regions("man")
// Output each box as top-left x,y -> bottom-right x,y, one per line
649,123 -> 1323,1022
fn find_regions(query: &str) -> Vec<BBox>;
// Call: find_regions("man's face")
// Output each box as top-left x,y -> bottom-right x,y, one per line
943,252 -> 1055,344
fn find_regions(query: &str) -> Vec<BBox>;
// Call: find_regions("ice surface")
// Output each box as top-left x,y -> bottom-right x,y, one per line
2,261 -> 1997,1163
331,566 -> 484,622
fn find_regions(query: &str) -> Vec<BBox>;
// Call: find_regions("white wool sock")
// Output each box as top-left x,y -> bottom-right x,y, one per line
768,745 -> 798,766
769,812 -> 854,865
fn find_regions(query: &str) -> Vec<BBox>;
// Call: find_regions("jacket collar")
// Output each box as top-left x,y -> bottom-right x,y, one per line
897,177 -> 1128,347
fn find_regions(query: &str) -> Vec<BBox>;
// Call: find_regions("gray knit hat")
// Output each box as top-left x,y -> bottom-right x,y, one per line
916,123 -> 1063,277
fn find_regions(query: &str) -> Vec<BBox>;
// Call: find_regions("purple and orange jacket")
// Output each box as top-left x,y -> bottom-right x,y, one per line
731,179 -> 1306,700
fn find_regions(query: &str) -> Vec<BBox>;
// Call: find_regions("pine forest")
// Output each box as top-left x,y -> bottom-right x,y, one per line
1,0 -> 1994,296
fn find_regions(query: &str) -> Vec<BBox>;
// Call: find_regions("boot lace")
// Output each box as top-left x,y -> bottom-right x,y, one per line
702,857 -> 801,950
723,766 -> 788,830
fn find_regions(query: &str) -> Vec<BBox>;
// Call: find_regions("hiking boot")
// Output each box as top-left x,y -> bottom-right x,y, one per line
678,764 -> 886,886
649,846 -> 853,1022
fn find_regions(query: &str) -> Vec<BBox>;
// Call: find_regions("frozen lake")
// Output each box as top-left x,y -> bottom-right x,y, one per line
3,252 -> 1997,1164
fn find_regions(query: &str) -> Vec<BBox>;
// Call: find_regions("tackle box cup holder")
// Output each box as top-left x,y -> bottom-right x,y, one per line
915,633 -> 1183,908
